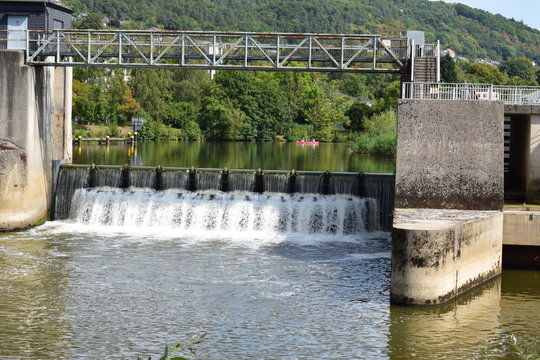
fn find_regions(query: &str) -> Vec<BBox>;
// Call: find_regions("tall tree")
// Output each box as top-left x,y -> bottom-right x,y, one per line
440,54 -> 458,83
500,58 -> 537,84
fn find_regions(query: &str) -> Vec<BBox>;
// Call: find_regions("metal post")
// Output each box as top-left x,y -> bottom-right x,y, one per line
244,34 -> 248,68
212,33 -> 216,67
119,33 -> 123,64
321,171 -> 331,195
308,36 -> 312,69
286,169 -> 297,194
87,31 -> 91,63
219,168 -> 230,192
26,29 -> 29,60
181,32 -> 185,66
187,167 -> 197,192
372,36 -> 377,70
150,33 -> 153,65
253,168 -> 264,194
436,40 -> 441,82
154,166 -> 163,191
56,30 -> 60,63
340,36 -> 345,69
410,39 -> 415,82
87,164 -> 98,188
121,164 -> 130,189
357,173 -> 366,197
276,35 -> 281,68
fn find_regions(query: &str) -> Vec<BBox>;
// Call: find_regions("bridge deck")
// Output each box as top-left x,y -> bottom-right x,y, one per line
3,29 -> 410,73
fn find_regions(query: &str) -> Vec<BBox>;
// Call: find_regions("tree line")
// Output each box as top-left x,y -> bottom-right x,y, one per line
73,66 -> 400,147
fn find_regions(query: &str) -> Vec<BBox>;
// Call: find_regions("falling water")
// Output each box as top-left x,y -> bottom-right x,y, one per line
54,166 -> 393,231
67,188 -> 377,236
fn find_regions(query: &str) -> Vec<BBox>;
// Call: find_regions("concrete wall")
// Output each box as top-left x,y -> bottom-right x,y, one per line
503,211 -> 540,246
392,209 -> 503,305
528,115 -> 540,201
396,100 -> 504,210
0,50 -> 71,230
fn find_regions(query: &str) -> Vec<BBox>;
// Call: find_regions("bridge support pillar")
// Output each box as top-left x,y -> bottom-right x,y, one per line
0,51 -> 72,230
392,100 -> 505,305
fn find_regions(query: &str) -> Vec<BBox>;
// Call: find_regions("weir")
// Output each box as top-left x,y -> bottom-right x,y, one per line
54,164 -> 395,232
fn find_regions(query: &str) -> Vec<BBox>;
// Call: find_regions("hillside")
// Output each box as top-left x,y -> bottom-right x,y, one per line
64,0 -> 540,63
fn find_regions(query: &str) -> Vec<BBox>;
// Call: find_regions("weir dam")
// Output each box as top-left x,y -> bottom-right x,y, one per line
55,165 -> 395,234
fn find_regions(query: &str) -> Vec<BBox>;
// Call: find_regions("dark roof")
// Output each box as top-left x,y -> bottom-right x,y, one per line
0,0 -> 73,12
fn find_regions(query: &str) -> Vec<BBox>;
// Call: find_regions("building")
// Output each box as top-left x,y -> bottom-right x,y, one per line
0,0 -> 73,49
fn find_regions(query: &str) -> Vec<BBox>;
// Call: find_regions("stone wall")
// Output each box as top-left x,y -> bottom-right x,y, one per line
395,99 -> 504,210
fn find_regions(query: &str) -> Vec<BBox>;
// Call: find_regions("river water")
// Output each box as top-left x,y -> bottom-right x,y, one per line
71,141 -> 396,173
0,142 -> 539,359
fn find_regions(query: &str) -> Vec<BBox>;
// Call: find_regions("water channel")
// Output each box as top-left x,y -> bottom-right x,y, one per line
0,141 -> 538,359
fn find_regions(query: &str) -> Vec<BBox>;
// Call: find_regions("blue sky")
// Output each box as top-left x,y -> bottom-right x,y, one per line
431,0 -> 540,30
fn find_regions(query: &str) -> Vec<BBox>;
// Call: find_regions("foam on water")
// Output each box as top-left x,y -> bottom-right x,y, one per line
50,186 -> 381,247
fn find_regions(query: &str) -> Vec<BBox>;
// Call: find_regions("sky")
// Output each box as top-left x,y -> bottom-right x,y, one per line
431,0 -> 540,30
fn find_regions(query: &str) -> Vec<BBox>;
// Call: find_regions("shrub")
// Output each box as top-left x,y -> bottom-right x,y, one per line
287,124 -> 314,141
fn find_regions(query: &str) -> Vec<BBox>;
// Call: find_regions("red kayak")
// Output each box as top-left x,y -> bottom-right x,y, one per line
296,141 -> 319,145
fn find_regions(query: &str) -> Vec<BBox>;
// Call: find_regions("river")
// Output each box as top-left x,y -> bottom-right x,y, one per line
0,141 -> 538,359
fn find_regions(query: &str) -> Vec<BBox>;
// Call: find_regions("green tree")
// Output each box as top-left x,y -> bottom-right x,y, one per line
75,13 -> 104,29
130,69 -> 174,122
72,80 -> 108,124
198,83 -> 247,141
459,62 -> 509,84
214,71 -> 288,140
500,58 -> 537,84
118,89 -> 141,121
440,54 -> 458,82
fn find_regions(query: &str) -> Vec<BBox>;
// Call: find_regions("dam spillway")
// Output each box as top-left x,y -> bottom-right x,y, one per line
54,165 -> 395,233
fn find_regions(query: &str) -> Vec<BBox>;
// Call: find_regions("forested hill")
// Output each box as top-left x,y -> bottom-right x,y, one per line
65,0 -> 540,62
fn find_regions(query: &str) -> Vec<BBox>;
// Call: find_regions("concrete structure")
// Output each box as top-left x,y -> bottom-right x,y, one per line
392,99 -> 505,306
395,99 -> 504,210
502,209 -> 540,269
503,105 -> 540,203
0,50 -> 71,230
392,209 -> 502,305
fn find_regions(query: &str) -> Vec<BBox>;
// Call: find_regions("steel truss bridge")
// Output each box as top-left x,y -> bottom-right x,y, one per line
16,29 -> 411,73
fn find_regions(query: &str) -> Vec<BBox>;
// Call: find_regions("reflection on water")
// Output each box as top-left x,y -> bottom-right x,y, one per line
0,235 -> 70,358
0,225 -> 539,359
389,271 -> 540,359
73,141 -> 395,173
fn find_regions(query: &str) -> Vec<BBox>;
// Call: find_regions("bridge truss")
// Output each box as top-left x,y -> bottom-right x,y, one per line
21,30 -> 409,73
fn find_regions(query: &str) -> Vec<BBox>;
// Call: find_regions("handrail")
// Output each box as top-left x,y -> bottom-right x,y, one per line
402,82 -> 540,105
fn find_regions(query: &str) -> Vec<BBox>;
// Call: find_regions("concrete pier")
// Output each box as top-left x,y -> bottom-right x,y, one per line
0,51 -> 71,230
392,100 -> 505,305
392,209 -> 503,305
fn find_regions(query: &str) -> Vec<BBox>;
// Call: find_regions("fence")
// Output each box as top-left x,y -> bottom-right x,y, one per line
402,82 -> 540,105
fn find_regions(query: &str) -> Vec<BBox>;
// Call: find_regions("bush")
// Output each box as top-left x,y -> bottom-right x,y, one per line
287,123 -> 314,141
107,122 -> 121,137
349,110 -> 396,156
139,120 -> 179,140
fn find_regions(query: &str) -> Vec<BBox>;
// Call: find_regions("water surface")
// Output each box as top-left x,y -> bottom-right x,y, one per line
73,141 -> 395,173
0,223 -> 538,359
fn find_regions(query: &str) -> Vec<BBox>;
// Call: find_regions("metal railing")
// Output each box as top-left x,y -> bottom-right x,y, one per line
402,82 -> 540,105
413,43 -> 438,58
1,29 -> 410,73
